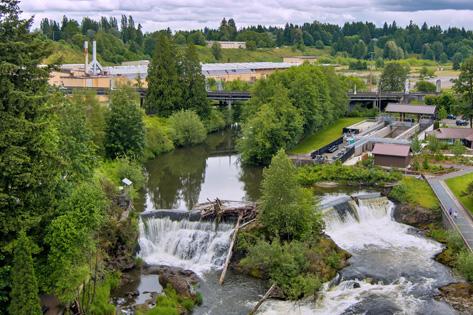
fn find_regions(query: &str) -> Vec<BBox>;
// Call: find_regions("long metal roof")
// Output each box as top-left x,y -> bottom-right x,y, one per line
59,61 -> 297,77
201,62 -> 295,72
385,103 -> 437,115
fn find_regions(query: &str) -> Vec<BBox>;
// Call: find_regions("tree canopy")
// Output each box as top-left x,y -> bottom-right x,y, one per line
105,85 -> 145,159
238,64 -> 348,165
454,56 -> 473,127
260,150 -> 324,241
379,62 -> 409,92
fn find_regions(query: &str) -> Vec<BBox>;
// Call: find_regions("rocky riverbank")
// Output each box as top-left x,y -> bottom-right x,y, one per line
436,282 -> 473,314
393,203 -> 442,230
393,201 -> 473,314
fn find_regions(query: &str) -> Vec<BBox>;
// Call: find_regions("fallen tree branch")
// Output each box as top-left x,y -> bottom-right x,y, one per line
249,283 -> 277,315
219,213 -> 242,285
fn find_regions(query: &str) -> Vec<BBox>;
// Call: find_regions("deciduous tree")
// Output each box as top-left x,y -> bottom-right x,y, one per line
379,62 -> 409,92
259,150 -> 324,241
105,86 -> 145,159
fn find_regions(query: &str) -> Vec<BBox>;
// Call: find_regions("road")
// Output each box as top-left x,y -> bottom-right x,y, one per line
427,168 -> 473,251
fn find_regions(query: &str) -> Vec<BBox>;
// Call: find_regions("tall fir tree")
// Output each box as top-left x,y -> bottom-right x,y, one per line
145,32 -> 182,116
9,231 -> 42,315
0,1 -> 61,311
181,44 -> 210,117
454,56 -> 473,127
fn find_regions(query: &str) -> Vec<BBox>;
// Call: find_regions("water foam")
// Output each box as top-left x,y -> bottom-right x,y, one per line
138,217 -> 233,275
257,197 -> 452,315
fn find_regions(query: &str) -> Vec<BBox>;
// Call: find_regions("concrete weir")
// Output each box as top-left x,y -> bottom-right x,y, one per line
140,209 -> 202,221
319,192 -> 382,210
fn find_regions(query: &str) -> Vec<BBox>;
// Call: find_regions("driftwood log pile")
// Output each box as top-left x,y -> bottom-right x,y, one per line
194,198 -> 257,222
194,198 -> 258,285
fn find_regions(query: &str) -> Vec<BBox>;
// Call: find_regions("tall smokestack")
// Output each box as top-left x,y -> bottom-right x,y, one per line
83,41 -> 88,74
88,40 -> 103,75
92,41 -> 97,75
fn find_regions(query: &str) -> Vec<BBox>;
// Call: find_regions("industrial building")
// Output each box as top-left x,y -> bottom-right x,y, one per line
49,56 -> 296,89
201,62 -> 295,82
206,41 -> 246,49
283,56 -> 318,64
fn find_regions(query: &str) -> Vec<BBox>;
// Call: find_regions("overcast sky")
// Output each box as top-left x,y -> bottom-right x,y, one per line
19,0 -> 473,32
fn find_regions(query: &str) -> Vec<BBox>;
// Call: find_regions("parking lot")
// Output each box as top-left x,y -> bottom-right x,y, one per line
441,117 -> 470,128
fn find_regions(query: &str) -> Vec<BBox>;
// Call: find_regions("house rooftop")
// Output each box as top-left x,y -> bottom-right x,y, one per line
385,103 -> 436,115
430,128 -> 473,141
372,143 -> 411,157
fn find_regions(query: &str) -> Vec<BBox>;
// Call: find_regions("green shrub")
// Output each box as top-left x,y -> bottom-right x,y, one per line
446,231 -> 466,253
96,158 -> 145,194
427,228 -> 448,243
168,110 -> 207,146
456,251 -> 473,282
239,239 -> 320,299
195,292 -> 203,305
88,273 -> 121,315
143,116 -> 174,159
297,164 -> 402,186
204,108 -> 227,133
389,183 -> 409,203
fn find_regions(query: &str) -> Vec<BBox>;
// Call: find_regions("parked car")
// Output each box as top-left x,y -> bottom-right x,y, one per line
456,119 -> 468,126
447,114 -> 457,120
327,145 -> 339,153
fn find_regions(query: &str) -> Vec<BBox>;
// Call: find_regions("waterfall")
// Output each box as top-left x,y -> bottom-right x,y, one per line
138,217 -> 234,275
257,196 -> 455,315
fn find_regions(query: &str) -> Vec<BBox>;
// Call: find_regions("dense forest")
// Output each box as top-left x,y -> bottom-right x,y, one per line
39,15 -> 473,66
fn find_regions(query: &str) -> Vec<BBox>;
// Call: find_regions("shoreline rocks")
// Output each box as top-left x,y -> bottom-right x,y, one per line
436,282 -> 473,314
392,203 -> 441,229
143,265 -> 199,298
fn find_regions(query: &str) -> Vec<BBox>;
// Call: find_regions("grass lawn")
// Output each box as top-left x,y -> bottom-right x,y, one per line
400,177 -> 440,210
445,173 -> 473,215
290,117 -> 365,154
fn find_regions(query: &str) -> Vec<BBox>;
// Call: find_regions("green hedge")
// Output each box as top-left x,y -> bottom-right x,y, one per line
297,164 -> 402,186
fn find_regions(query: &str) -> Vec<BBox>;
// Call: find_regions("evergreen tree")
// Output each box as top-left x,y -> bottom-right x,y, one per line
0,1 -> 61,310
181,44 -> 210,117
454,56 -> 473,127
105,85 -> 145,159
9,231 -> 41,315
211,41 -> 222,60
145,33 -> 182,115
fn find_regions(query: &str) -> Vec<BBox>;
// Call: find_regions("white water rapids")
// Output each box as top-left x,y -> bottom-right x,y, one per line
138,217 -> 234,275
258,197 -> 457,315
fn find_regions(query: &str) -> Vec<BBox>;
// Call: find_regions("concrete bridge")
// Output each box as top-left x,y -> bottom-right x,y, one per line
58,86 -> 436,107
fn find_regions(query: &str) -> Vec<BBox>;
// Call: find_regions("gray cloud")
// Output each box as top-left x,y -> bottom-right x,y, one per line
18,0 -> 473,31
377,0 -> 473,11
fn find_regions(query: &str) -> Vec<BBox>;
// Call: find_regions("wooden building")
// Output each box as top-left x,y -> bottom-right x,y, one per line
372,143 -> 411,168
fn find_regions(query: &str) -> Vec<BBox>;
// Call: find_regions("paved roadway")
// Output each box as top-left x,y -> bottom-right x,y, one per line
427,167 -> 473,251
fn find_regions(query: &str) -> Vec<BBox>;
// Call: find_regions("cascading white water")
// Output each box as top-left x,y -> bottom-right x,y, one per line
138,217 -> 234,275
258,197 -> 456,315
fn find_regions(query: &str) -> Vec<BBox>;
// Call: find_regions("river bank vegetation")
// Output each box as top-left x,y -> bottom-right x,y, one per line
237,64 -> 349,164
0,3 -> 224,313
236,151 -> 350,299
297,162 -> 402,186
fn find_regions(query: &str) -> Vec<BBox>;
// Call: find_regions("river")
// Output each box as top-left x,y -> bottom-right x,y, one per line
115,128 -> 460,315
